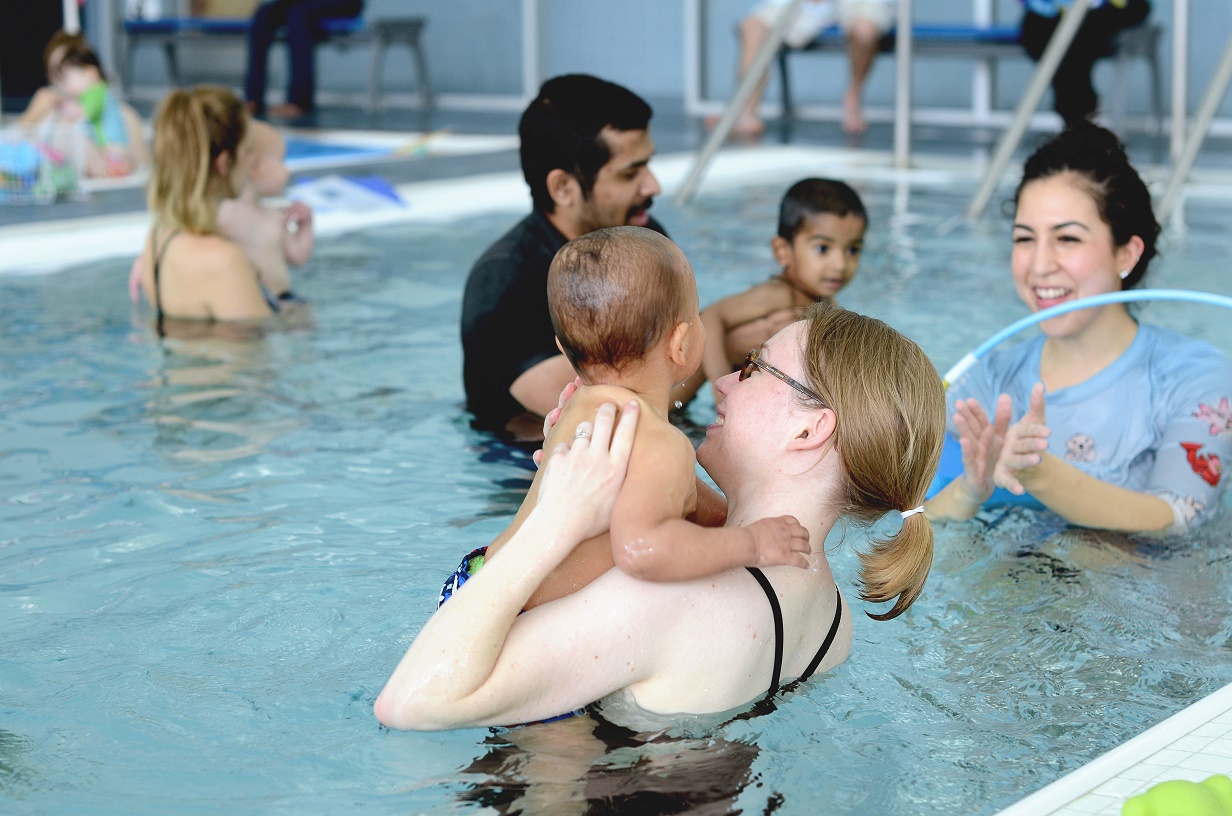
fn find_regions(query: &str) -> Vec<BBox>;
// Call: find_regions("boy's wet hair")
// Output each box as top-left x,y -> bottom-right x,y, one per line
548,227 -> 690,376
1015,120 -> 1159,289
519,74 -> 652,214
777,178 -> 867,241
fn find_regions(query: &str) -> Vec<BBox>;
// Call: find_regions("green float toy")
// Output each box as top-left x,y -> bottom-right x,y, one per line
1123,774 -> 1232,816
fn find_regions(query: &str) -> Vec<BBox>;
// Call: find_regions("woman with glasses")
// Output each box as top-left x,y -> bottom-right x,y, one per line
375,304 -> 946,731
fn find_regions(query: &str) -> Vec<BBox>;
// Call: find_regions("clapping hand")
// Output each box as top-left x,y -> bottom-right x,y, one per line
994,382 -> 1050,496
953,394 -> 1012,505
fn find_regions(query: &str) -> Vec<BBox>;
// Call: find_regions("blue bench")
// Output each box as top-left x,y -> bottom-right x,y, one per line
121,15 -> 431,112
777,21 -> 1162,132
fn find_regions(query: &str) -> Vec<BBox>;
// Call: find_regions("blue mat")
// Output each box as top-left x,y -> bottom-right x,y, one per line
284,138 -> 389,166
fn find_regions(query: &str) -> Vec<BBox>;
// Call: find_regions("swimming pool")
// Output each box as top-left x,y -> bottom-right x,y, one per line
3,164 -> 1232,815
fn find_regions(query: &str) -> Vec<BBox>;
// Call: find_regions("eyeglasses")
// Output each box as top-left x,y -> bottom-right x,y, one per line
739,349 -> 828,407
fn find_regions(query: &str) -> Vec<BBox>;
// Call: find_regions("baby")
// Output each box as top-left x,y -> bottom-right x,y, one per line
216,120 -> 314,300
129,120 -> 313,303
699,178 -> 867,388
440,227 -> 809,612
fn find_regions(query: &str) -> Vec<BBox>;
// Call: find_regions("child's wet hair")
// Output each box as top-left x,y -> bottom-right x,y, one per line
1016,120 -> 1159,288
548,227 -> 691,376
777,178 -> 868,241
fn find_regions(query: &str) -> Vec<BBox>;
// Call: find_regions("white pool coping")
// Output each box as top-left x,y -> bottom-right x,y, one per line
14,140 -> 1232,277
995,681 -> 1232,816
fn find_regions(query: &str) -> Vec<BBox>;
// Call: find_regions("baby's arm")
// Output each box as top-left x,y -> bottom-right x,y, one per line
609,429 -> 808,581
282,201 -> 315,267
701,285 -> 789,384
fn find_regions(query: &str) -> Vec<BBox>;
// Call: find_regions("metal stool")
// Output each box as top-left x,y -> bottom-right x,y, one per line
367,18 -> 432,113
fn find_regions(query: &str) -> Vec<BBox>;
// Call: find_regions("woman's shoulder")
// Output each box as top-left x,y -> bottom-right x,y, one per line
1140,322 -> 1229,356
168,232 -> 251,271
1137,323 -> 1232,404
1140,323 -> 1232,376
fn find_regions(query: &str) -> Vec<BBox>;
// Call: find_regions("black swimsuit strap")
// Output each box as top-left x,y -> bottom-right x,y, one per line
799,584 -> 844,682
151,227 -> 180,339
746,567 -> 784,695
746,570 -> 844,697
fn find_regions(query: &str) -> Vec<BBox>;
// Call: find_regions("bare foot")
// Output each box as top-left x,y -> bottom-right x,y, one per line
267,102 -> 309,119
704,111 -> 765,140
842,89 -> 867,135
730,112 -> 766,138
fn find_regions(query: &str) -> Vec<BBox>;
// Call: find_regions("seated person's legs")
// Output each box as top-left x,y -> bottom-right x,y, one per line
709,1 -> 833,139
838,0 -> 894,135
245,0 -> 293,114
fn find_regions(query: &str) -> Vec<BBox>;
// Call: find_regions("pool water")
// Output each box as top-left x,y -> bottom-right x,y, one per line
3,180 -> 1232,815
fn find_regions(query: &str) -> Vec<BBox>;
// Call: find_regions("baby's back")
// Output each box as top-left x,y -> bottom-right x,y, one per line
217,197 -> 289,296
485,384 -> 695,610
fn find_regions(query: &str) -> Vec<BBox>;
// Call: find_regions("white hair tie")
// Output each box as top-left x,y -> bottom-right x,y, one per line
900,506 -> 925,520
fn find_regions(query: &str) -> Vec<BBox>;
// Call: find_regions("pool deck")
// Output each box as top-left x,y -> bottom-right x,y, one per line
3,100 -> 1232,815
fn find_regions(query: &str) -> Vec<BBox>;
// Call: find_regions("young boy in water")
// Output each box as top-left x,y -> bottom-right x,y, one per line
441,227 -> 809,612
129,120 -> 313,303
698,178 -> 867,389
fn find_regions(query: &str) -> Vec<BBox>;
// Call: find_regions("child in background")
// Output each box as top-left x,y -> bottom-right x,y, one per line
439,227 -> 810,613
22,34 -> 145,178
129,120 -> 313,303
698,178 -> 867,390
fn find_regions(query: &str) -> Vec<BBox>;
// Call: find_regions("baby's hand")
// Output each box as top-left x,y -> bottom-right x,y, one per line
746,515 -> 810,569
284,201 -> 313,232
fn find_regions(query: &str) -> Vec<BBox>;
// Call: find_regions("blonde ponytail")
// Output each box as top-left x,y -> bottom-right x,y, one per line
148,85 -> 247,233
799,304 -> 946,620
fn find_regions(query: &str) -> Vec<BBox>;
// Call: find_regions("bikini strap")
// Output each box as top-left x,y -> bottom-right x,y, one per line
151,226 -> 180,338
746,567 -> 784,695
799,584 -> 843,682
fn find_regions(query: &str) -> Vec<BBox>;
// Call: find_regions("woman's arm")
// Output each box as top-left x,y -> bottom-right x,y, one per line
996,383 -> 1174,532
375,402 -> 641,731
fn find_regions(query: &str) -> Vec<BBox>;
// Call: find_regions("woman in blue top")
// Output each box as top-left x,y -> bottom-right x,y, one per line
927,122 -> 1232,533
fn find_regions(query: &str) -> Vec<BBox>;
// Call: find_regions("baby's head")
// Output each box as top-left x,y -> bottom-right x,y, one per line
773,178 -> 868,301
549,226 -> 702,382
46,34 -> 105,97
246,120 -> 290,197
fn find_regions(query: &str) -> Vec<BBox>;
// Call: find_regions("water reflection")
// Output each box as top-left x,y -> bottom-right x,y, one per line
142,335 -> 302,465
455,715 -> 773,815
